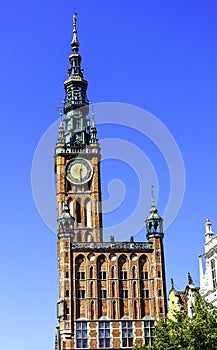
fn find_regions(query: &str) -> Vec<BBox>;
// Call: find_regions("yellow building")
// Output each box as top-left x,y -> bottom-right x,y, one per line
168,274 -> 199,320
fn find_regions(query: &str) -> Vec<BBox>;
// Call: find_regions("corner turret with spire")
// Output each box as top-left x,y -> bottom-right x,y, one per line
145,187 -> 163,239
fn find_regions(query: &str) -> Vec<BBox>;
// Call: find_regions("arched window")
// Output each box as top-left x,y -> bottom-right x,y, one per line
90,281 -> 93,298
113,301 -> 116,319
134,300 -> 137,319
76,198 -> 81,223
85,199 -> 91,227
111,266 -> 115,279
112,282 -> 115,297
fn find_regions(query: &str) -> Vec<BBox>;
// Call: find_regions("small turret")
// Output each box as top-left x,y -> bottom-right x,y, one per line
204,218 -> 214,243
58,204 -> 75,238
145,188 -> 163,239
89,111 -> 98,144
56,118 -> 65,145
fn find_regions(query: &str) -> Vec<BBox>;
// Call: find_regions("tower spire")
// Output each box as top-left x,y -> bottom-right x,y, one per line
71,11 -> 80,53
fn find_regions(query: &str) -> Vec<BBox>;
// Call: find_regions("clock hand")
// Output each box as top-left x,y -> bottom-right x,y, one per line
79,166 -> 82,181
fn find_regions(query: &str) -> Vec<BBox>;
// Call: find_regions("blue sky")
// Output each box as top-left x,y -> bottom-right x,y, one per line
1,1 -> 217,349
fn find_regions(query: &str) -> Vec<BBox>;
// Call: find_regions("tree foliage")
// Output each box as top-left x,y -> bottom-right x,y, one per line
132,293 -> 217,350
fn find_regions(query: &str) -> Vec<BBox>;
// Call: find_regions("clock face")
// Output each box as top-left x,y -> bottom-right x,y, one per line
65,158 -> 93,185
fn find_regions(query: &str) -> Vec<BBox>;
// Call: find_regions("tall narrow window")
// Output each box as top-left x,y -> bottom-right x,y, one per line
141,271 -> 149,280
142,289 -> 149,299
112,301 -> 116,319
76,198 -> 81,223
100,290 -> 107,298
121,290 -> 128,299
99,322 -> 110,348
76,322 -> 88,348
134,301 -> 137,319
99,271 -> 106,280
77,271 -> 85,280
122,321 -> 133,347
112,282 -> 115,297
90,266 -> 93,279
78,289 -> 85,299
120,271 -> 127,280
85,200 -> 92,227
111,266 -> 115,279
211,259 -> 217,289
90,282 -> 93,298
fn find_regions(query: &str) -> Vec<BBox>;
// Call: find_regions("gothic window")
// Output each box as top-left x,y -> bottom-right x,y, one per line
85,199 -> 91,227
112,301 -> 116,319
144,320 -> 155,346
90,282 -> 93,298
141,271 -> 149,280
76,198 -> 81,223
141,289 -> 149,299
99,322 -> 110,348
112,282 -> 115,297
78,289 -> 85,299
65,272 -> 69,278
77,271 -> 85,280
90,266 -> 93,279
65,290 -> 69,297
120,271 -> 127,280
211,259 -> 217,289
158,289 -> 162,296
99,271 -> 106,280
76,322 -> 88,348
122,321 -> 133,348
111,266 -> 115,278
134,300 -> 137,319
121,290 -> 128,299
99,290 -> 107,299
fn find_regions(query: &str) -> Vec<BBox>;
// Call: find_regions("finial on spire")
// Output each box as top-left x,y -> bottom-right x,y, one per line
71,10 -> 80,52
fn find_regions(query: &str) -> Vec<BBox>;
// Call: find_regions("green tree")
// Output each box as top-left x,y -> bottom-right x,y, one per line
132,294 -> 217,350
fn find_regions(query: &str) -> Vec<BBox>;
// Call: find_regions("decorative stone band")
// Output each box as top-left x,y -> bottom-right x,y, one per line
70,241 -> 153,251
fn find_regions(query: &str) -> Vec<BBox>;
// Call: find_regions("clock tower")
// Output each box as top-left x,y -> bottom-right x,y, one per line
55,13 -> 102,244
55,13 -> 167,350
